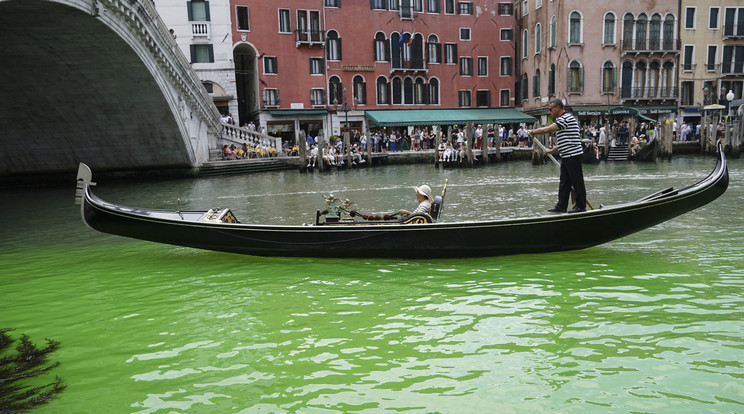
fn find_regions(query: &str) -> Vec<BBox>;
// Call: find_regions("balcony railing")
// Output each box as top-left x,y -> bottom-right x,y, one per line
721,62 -> 744,75
681,63 -> 696,72
191,22 -> 210,37
723,24 -> 744,37
621,86 -> 678,100
295,29 -> 325,46
391,58 -> 426,72
621,38 -> 679,53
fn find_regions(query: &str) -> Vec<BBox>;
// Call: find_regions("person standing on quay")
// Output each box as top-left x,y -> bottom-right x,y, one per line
528,99 -> 587,214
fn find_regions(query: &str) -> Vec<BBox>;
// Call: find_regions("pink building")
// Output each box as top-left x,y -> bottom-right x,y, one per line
230,0 -> 519,143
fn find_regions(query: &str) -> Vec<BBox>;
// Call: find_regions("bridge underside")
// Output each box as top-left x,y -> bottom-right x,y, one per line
0,1 -> 191,181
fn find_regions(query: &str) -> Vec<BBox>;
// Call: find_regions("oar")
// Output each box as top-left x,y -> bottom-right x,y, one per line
530,133 -> 595,210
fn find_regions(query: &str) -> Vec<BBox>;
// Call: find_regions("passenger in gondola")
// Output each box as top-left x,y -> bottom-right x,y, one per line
398,185 -> 433,217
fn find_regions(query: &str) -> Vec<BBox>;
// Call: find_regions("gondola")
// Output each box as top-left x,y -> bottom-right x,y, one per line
581,139 -> 601,164
75,143 -> 728,259
631,138 -> 660,162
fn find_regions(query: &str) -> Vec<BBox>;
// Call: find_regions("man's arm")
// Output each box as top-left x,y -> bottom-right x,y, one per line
528,124 -> 560,154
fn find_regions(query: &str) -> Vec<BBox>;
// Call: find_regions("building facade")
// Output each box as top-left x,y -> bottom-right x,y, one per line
517,0 -> 680,127
679,1 -> 744,122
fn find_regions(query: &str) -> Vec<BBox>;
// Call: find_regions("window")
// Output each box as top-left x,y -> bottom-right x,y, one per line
279,9 -> 291,33
477,57 -> 488,76
569,11 -> 582,44
427,35 -> 441,64
683,45 -> 694,71
500,57 -> 512,76
548,63 -> 555,95
522,29 -> 528,59
353,75 -> 367,105
722,45 -> 744,74
724,7 -> 744,37
460,57 -> 473,76
202,82 -> 213,93
476,90 -> 490,107
392,77 -> 402,104
602,61 -> 616,93
414,0 -> 424,13
520,74 -> 528,101
375,33 -> 389,61
428,0 -> 440,13
648,61 -> 660,97
663,15 -> 675,49
706,46 -> 717,71
189,44 -> 213,63
636,14 -> 648,50
377,76 -> 390,104
458,90 -> 471,107
325,0 -> 340,7
685,7 -> 696,29
458,2 -> 473,15
680,81 -> 694,106
263,89 -> 279,107
498,3 -> 513,16
535,23 -> 541,54
549,16 -> 556,48
296,10 -> 321,43
533,71 -> 540,97
263,57 -> 277,74
414,78 -> 426,104
500,28 -> 513,41
311,89 -> 326,106
329,76 -> 342,104
187,0 -> 210,21
445,0 -> 455,14
429,78 -> 440,104
603,13 -> 615,45
536,0 -> 542,9
522,0 -> 528,16
236,6 -> 249,31
444,43 -> 457,64
310,57 -> 324,74
500,89 -> 510,106
371,0 -> 387,10
709,7 -> 720,29
460,28 -> 471,41
327,30 -> 341,61
567,61 -> 583,93
404,78 -> 413,104
649,14 -> 661,50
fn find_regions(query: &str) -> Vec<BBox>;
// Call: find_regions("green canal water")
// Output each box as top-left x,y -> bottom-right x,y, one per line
1,156 -> 743,413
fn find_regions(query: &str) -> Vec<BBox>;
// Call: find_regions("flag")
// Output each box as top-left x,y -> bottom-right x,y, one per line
407,28 -> 415,47
398,26 -> 404,48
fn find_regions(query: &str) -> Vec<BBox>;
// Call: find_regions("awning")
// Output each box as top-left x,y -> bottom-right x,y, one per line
574,105 -> 676,118
365,108 -> 536,127
610,106 -> 656,122
268,109 -> 328,116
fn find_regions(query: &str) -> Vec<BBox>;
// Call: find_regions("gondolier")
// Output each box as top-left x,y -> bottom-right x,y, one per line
528,99 -> 587,214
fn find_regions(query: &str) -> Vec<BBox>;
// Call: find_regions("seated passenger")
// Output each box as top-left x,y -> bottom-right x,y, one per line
398,185 -> 433,217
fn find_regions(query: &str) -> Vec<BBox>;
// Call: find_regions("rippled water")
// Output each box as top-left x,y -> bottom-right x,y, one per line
1,156 -> 742,413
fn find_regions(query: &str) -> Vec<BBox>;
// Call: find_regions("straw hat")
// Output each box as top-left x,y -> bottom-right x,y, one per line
413,185 -> 433,202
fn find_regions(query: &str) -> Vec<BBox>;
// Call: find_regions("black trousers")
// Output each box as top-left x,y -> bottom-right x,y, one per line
557,155 -> 586,210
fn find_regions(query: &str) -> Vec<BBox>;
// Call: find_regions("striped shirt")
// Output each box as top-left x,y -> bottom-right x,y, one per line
553,112 -> 583,158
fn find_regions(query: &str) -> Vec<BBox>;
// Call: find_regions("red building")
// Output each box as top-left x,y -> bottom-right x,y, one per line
231,0 -> 518,143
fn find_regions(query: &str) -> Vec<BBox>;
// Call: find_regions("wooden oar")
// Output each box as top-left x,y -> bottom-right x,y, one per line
530,133 -> 595,210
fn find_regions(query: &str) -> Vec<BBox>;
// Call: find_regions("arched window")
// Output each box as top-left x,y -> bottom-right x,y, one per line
602,61 -> 616,93
663,14 -> 675,50
329,76 -> 342,104
414,77 -> 426,104
404,77 -> 414,104
622,13 -> 634,50
649,14 -> 661,50
661,61 -> 674,97
634,61 -> 647,98
376,76 -> 390,105
568,60 -> 583,93
635,14 -> 648,50
353,75 -> 366,105
535,23 -> 542,54
374,32 -> 388,62
550,15 -> 557,48
603,12 -> 616,45
522,29 -> 528,58
648,61 -> 660,97
429,78 -> 440,105
392,77 -> 402,104
569,11 -> 582,44
533,69 -> 541,97
548,63 -> 555,95
427,34 -> 441,64
326,30 -> 341,60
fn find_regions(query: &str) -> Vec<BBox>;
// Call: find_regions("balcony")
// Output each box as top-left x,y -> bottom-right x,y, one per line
681,63 -> 696,73
390,58 -> 427,73
620,86 -> 678,101
721,62 -> 744,76
621,38 -> 679,56
295,29 -> 324,47
723,24 -> 744,39
191,22 -> 210,38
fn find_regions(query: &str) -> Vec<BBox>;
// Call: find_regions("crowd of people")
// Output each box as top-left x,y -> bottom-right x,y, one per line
222,141 -> 278,160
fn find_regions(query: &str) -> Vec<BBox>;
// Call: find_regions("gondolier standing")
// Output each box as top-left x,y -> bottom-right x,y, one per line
528,99 -> 587,214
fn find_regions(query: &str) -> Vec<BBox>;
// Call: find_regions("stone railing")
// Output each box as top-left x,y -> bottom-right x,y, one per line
219,123 -> 283,155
